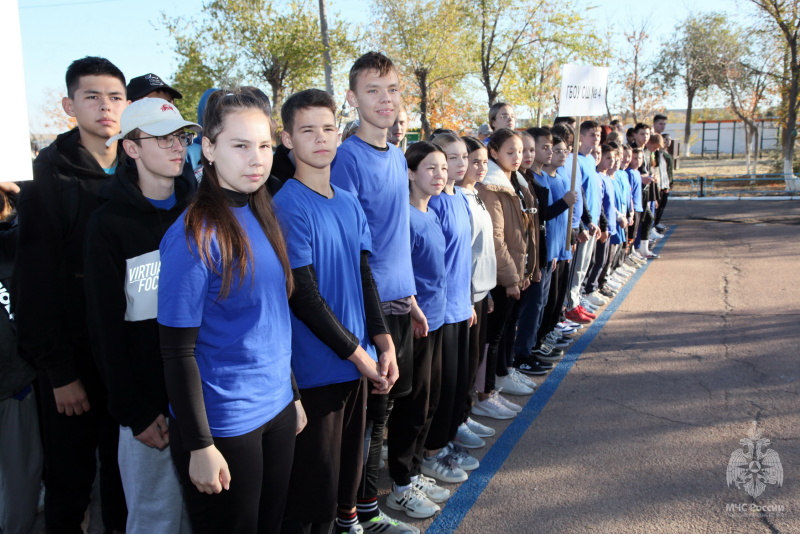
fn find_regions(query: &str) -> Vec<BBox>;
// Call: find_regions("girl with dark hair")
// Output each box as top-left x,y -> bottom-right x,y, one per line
473,128 -> 537,420
420,133 -> 478,483
158,88 -> 305,534
386,141 -> 450,520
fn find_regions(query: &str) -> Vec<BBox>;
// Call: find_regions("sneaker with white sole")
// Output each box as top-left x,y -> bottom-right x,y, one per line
471,393 -> 516,420
508,367 -> 537,389
580,299 -> 598,312
341,524 -> 365,534
447,442 -> 480,471
421,449 -> 468,483
465,417 -> 495,437
585,292 -> 607,306
649,228 -> 664,240
494,393 -> 522,413
495,373 -> 534,395
386,485 -> 440,519
360,510 -> 421,534
413,474 -> 451,503
455,423 -> 485,449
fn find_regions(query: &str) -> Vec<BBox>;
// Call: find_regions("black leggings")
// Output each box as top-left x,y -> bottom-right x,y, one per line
484,286 -> 518,393
171,401 -> 297,534
654,190 -> 669,226
464,298 -> 489,421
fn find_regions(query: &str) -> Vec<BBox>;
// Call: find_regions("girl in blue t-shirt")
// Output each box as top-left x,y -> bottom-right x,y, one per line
424,133 -> 479,481
158,88 -> 304,534
386,142 -> 451,518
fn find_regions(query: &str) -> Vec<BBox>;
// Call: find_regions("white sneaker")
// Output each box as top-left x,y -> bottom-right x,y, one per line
606,279 -> 622,290
580,298 -> 598,312
508,367 -> 536,389
360,510 -> 421,534
585,292 -> 607,306
413,474 -> 451,503
471,392 -> 516,420
465,417 -> 495,437
495,373 -> 533,395
495,392 -> 523,413
387,484 -> 440,519
649,228 -> 664,240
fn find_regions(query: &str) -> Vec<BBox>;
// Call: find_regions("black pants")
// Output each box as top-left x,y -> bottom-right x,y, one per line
171,401 -> 297,534
283,379 -> 366,531
540,260 -> 569,343
357,313 -> 411,502
638,207 -> 654,245
584,236 -> 610,295
388,328 -> 443,486
464,298 -> 488,421
484,286 -> 517,393
628,212 -> 642,242
425,320 -> 470,450
38,349 -> 126,534
654,190 -> 669,226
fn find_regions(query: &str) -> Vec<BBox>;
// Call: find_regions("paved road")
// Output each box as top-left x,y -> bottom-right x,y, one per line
387,200 -> 800,534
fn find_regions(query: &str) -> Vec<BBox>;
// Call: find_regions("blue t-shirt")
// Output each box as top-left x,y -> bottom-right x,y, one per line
559,156 -> 583,230
273,179 -> 377,389
615,170 -> 633,213
409,205 -> 447,332
578,153 -> 602,223
146,192 -> 177,210
610,173 -> 629,245
158,205 -> 293,438
428,189 -> 472,324
600,173 -> 618,238
330,136 -> 415,303
539,171 -> 570,262
627,169 -> 644,212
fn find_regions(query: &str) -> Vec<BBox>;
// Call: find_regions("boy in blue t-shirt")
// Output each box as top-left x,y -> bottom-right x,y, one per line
330,52 -> 420,532
274,89 -> 403,534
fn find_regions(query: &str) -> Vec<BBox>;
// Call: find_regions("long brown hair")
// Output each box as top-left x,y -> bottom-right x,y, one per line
184,88 -> 293,299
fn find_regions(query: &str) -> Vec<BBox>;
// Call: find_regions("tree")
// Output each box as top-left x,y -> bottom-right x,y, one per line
657,12 -> 740,156
721,30 -> 778,176
746,0 -> 800,189
471,0 -> 573,108
503,4 -> 597,126
615,18 -> 667,124
164,0 -> 355,116
371,0 -> 473,139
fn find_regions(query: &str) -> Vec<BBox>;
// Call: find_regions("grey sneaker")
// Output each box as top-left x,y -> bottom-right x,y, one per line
360,509 -> 421,533
465,417 -> 495,437
455,423 -> 486,449
421,449 -> 468,483
447,442 -> 480,471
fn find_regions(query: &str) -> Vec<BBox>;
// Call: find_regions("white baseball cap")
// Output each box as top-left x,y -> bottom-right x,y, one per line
106,98 -> 201,147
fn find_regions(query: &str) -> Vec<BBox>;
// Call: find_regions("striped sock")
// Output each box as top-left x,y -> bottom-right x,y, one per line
356,498 -> 379,521
336,510 -> 358,531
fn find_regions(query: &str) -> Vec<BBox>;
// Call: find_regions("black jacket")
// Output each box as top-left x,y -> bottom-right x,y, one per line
84,163 -> 195,434
14,128 -> 125,387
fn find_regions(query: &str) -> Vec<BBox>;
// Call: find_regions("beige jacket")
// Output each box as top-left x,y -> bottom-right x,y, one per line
476,161 -> 539,289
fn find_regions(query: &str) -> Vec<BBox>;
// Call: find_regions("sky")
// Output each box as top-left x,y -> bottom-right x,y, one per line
18,0 -> 744,134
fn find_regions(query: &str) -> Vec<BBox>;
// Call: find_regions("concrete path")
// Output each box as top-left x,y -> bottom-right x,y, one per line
383,200 -> 800,534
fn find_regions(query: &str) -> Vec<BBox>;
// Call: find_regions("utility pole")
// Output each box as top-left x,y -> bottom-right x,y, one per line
319,0 -> 334,95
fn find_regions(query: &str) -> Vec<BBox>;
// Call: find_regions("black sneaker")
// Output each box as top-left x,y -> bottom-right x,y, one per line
514,356 -> 550,376
531,357 -> 554,370
654,224 -> 666,233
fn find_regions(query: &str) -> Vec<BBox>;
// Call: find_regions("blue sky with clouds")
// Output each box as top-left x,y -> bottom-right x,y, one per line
18,0 -> 741,133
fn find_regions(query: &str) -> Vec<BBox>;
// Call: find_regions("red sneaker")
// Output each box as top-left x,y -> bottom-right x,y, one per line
565,308 -> 591,324
577,306 -> 597,319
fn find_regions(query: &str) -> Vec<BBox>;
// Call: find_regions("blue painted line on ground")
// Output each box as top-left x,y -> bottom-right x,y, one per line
425,227 -> 675,533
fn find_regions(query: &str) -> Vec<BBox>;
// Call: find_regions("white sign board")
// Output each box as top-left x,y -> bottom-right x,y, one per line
558,64 -> 609,118
2,2 -> 33,182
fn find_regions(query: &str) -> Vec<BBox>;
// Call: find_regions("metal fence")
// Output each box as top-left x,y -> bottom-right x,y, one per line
671,174 -> 800,198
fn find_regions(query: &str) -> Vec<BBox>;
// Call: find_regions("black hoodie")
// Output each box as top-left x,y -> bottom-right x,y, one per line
14,128 -> 125,387
84,163 -> 195,434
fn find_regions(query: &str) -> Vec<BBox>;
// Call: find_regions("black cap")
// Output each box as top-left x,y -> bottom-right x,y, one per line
126,73 -> 183,101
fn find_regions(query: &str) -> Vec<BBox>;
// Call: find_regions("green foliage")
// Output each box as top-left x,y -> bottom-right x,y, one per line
163,0 -> 358,119
503,1 -> 599,125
